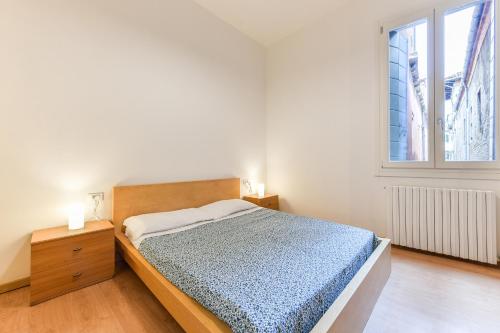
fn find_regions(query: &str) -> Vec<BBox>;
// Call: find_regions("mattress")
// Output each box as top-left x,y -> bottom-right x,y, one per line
139,208 -> 377,333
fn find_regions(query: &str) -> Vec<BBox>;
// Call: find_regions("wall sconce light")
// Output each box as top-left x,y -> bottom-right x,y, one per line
257,183 -> 265,198
67,203 -> 85,230
88,192 -> 104,221
243,179 -> 259,194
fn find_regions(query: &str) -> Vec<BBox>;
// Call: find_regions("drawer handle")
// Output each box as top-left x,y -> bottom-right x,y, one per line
72,272 -> 82,279
73,247 -> 82,252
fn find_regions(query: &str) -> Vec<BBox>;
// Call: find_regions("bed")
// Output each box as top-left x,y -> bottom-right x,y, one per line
113,178 -> 391,333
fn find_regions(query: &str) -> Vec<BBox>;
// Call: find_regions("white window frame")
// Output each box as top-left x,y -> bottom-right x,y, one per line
379,9 -> 435,169
379,0 -> 500,172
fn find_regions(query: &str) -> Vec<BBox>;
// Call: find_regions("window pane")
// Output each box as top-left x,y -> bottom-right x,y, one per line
389,20 -> 429,162
444,1 -> 496,161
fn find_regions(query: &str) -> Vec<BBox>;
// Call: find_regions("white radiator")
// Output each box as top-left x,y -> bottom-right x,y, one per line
387,186 -> 497,264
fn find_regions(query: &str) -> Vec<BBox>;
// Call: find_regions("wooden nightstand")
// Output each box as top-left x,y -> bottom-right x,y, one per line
30,220 -> 115,305
243,194 -> 279,210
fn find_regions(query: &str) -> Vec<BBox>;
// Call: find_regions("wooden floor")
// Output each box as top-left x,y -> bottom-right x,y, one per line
364,247 -> 500,333
1,247 -> 499,333
0,262 -> 183,333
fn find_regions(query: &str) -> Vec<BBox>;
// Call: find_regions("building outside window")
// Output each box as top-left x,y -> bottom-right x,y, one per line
445,2 -> 495,161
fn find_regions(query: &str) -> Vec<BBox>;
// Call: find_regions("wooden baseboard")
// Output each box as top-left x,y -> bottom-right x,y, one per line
0,277 -> 30,294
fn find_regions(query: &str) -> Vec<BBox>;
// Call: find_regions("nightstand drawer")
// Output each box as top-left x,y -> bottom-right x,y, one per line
30,256 -> 114,305
260,197 -> 279,210
31,229 -> 114,273
243,194 -> 280,210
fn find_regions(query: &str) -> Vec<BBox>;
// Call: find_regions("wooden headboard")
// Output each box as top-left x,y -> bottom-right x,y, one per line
112,178 -> 240,232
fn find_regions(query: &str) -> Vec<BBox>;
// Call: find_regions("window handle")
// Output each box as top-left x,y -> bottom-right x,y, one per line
73,247 -> 82,252
437,118 -> 444,132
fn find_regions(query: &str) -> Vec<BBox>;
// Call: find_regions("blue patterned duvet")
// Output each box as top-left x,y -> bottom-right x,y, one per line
139,209 -> 376,333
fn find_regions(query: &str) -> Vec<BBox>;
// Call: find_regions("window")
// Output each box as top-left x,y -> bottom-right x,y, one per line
388,20 -> 429,162
381,0 -> 498,169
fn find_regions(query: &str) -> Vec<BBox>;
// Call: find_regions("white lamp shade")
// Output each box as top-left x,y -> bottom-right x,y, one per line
68,203 -> 85,230
257,183 -> 265,198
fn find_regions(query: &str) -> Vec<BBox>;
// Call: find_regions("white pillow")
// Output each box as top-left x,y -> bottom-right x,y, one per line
199,199 -> 257,220
124,208 -> 209,242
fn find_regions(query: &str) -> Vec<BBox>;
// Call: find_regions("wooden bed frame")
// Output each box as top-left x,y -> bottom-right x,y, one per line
113,178 -> 391,333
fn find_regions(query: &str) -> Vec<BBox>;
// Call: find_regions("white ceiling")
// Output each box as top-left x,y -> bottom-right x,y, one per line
193,0 -> 348,46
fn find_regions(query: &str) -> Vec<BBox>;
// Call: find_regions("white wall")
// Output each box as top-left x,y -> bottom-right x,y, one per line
0,0 -> 266,284
267,0 -> 500,255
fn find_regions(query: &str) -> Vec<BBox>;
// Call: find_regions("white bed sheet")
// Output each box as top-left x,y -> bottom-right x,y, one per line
130,207 -> 263,248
